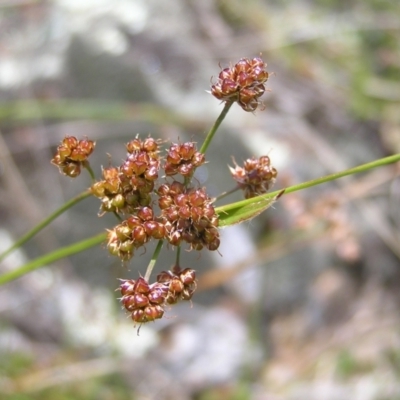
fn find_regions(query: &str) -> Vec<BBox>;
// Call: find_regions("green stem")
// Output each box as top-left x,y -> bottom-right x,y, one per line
144,240 -> 164,282
113,211 -> 123,222
281,153 -> 400,195
0,189 -> 92,263
214,185 -> 241,202
175,245 -> 181,267
217,153 -> 400,213
0,232 -> 106,285
83,161 -> 96,183
199,101 -> 233,154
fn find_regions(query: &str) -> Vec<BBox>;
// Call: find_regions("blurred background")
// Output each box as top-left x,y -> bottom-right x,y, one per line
0,0 -> 400,399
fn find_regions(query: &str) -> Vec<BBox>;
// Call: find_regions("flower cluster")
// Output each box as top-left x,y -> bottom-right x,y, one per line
91,138 -> 161,214
51,136 -> 95,177
211,57 -> 269,112
120,267 -> 196,324
230,155 -> 277,198
158,182 -> 220,250
89,138 -> 221,258
120,277 -> 166,323
157,267 -> 197,304
164,142 -> 205,177
107,207 -> 166,261
50,56 -> 276,327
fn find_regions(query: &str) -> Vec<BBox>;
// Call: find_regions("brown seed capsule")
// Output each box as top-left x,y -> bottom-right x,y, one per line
207,237 -> 220,251
62,162 -> 81,178
122,295 -> 136,311
133,293 -> 150,308
134,278 -> 150,294
120,279 -> 136,296
138,206 -> 154,221
169,230 -> 182,246
144,305 -> 164,322
157,270 -> 174,284
132,309 -> 145,323
169,277 -> 184,293
148,285 -> 167,305
132,225 -> 148,245
180,268 -> 196,285
119,240 -> 134,253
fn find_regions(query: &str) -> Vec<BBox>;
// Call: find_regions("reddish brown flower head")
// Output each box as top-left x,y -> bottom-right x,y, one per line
119,277 -> 168,324
122,137 -> 161,182
91,166 -> 148,214
126,137 -> 160,157
230,155 -> 277,199
211,57 -> 269,112
164,142 -> 205,177
51,136 -> 95,177
157,267 -> 197,304
107,206 -> 166,261
158,183 -> 220,251
91,137 -> 161,215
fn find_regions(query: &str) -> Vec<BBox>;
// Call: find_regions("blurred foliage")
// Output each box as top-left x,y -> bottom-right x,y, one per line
219,0 -> 400,123
1,0 -> 400,398
0,352 -> 131,400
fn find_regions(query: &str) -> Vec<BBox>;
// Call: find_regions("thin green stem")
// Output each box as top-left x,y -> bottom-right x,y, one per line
0,189 -> 92,262
280,153 -> 400,196
83,161 -> 96,183
175,245 -> 181,267
113,211 -> 123,222
144,240 -> 164,282
214,185 -> 241,202
199,101 -> 233,154
0,232 -> 106,285
217,153 -> 400,213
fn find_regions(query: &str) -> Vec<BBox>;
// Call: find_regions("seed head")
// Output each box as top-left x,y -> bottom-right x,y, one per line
51,136 -> 95,177
156,267 -> 197,304
158,183 -> 220,251
91,137 -> 161,215
164,142 -> 205,177
211,57 -> 269,112
107,206 -> 167,261
119,277 -> 168,324
230,155 -> 277,198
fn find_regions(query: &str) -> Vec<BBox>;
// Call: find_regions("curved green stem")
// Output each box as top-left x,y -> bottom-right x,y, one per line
113,211 -> 123,222
0,232 -> 106,285
280,152 -> 400,196
144,240 -> 164,282
199,101 -> 233,154
217,153 -> 400,213
83,161 -> 96,183
0,189 -> 92,263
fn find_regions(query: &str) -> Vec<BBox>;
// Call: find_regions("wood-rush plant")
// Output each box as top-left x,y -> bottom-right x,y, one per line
1,57 -> 399,326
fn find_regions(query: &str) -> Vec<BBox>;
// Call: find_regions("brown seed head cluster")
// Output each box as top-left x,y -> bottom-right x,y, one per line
158,181 -> 220,251
51,136 -> 95,177
120,267 -> 196,324
164,142 -> 205,177
91,138 -> 161,214
211,57 -> 269,112
230,155 -> 277,199
107,206 -> 166,260
91,138 -> 219,257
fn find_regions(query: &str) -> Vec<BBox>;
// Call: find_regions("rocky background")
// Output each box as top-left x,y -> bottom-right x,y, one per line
0,1 -> 400,399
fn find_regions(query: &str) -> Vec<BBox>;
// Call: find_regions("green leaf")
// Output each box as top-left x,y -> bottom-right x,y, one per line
216,190 -> 284,227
